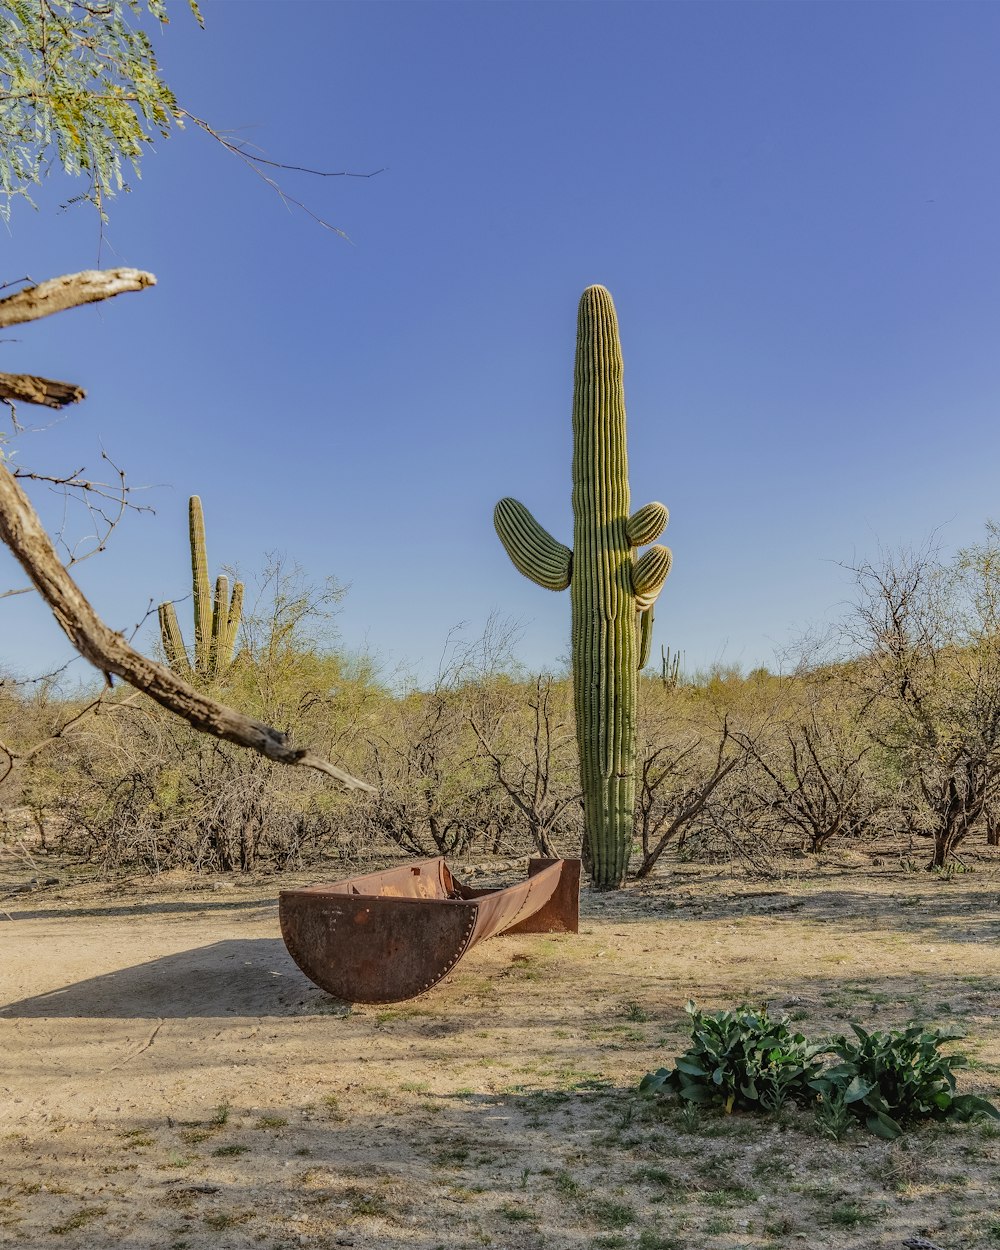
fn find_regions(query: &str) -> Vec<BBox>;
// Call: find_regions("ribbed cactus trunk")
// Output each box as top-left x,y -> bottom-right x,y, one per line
495,286 -> 672,889
189,495 -> 214,678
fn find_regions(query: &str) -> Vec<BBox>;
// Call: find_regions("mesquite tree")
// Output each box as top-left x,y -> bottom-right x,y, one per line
849,534 -> 1000,868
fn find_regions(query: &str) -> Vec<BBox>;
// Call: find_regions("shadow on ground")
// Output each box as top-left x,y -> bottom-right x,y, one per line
0,895 -> 280,922
0,938 -> 334,1020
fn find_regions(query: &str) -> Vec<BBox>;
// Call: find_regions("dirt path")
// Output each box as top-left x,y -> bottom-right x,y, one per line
1,859 -> 999,1249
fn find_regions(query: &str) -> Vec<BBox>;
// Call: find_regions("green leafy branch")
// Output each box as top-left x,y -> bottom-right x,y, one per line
0,0 -> 201,216
0,0 -> 382,227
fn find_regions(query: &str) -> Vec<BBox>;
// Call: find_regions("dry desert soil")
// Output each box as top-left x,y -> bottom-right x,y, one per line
1,850 -> 999,1250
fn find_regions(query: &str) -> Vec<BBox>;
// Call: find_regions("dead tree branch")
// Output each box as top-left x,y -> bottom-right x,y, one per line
0,269 -> 155,328
0,373 -> 86,409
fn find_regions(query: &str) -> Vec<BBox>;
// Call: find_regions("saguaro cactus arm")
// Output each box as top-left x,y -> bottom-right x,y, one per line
209,574 -> 230,680
626,502 -> 669,548
224,581 -> 244,665
637,607 -> 654,670
632,545 -> 672,612
494,497 -> 572,592
158,602 -> 192,677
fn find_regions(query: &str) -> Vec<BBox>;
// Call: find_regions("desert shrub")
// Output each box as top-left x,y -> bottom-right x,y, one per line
361,682 -> 511,857
36,563 -> 385,872
740,679 -> 883,855
848,532 -> 1000,868
642,1007 -> 1000,1139
51,715 -> 369,873
809,1023 -> 1000,1140
639,1001 -> 825,1113
468,673 -> 583,857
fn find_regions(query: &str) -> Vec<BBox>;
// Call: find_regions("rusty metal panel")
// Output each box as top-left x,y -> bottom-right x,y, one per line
290,858 -> 455,901
464,859 -> 563,945
502,858 -> 581,934
280,890 -> 477,1004
279,857 -> 580,1004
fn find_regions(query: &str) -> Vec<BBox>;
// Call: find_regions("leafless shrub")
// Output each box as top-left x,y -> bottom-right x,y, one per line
846,531 -> 1000,868
737,676 -> 883,855
468,674 -> 582,858
361,682 -> 510,857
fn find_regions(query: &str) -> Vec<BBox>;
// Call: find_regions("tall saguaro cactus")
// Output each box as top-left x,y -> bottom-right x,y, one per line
158,496 -> 244,681
495,286 -> 672,888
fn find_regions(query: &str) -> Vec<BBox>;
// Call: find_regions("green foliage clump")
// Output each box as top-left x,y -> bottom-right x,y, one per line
641,1004 -> 1000,1140
639,1001 -> 825,1114
0,0 -> 202,217
810,1022 -> 1000,1141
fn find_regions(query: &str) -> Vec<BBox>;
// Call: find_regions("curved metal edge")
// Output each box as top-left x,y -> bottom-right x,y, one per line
502,858 -> 581,934
290,857 -> 454,901
279,891 -> 478,1004
451,859 -> 581,935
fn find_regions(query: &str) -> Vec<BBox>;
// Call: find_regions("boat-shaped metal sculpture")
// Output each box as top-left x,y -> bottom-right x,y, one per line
279,856 -> 580,1004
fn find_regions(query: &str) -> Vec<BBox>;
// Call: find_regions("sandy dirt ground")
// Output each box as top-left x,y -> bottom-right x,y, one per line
1,852 -> 999,1250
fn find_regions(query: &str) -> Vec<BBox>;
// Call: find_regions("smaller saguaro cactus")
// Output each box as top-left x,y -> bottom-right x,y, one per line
158,496 -> 243,680
661,645 -> 682,689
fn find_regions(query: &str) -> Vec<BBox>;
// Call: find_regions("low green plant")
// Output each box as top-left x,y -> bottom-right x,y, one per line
812,1091 -> 854,1141
639,1002 -> 825,1114
642,1006 -> 1000,1141
808,1023 -> 1000,1140
588,1198 -> 636,1229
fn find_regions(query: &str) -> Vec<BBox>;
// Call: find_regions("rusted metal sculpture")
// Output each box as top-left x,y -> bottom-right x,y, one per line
279,857 -> 580,1004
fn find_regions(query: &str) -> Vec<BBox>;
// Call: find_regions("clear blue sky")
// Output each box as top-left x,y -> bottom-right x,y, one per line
4,0 -> 1000,687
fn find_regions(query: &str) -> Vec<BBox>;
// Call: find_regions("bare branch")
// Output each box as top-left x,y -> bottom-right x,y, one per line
0,268 -> 155,329
2,452 -> 146,598
0,461 -> 374,791
177,112 -> 385,181
176,111 -> 376,239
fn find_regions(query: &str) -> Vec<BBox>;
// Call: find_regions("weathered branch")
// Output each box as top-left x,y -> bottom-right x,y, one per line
0,462 -> 373,790
0,372 -> 86,409
0,269 -> 155,329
